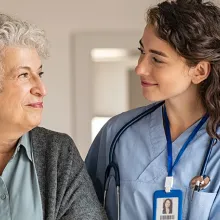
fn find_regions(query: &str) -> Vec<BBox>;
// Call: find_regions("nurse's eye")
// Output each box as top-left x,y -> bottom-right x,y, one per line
152,57 -> 163,64
138,47 -> 145,55
18,73 -> 29,78
38,72 -> 44,78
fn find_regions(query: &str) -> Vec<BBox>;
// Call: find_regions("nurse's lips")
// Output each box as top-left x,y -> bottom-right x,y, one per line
26,102 -> 43,108
141,80 -> 158,87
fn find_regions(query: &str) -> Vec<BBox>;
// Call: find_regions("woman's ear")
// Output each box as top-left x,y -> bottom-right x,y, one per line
191,61 -> 211,84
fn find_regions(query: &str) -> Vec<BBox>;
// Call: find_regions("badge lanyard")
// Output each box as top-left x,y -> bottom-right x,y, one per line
153,106 -> 209,220
163,106 -> 208,192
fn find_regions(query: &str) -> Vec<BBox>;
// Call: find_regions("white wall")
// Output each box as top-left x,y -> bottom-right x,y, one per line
0,0 -> 159,156
74,32 -> 142,158
93,61 -> 131,117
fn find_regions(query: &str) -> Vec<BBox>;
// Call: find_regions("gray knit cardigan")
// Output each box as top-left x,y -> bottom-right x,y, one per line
30,127 -> 107,220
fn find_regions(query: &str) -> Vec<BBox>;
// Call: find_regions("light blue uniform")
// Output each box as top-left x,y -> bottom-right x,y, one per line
86,103 -> 220,220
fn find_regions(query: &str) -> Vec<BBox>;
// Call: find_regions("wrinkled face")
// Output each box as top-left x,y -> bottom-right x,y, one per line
135,25 -> 194,102
0,47 -> 47,133
165,199 -> 171,208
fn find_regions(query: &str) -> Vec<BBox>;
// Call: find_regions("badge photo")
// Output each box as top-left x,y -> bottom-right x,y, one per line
153,190 -> 183,220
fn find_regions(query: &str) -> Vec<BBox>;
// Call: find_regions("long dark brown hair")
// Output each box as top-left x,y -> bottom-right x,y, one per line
147,0 -> 220,139
163,198 -> 173,214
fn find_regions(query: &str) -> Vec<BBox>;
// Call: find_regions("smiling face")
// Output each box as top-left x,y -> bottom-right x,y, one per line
0,46 -> 47,134
135,25 -> 196,102
165,199 -> 171,208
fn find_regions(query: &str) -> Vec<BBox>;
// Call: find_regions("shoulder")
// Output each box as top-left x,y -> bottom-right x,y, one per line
91,102 -> 162,149
31,126 -> 72,140
104,102 -> 160,133
30,127 -> 78,157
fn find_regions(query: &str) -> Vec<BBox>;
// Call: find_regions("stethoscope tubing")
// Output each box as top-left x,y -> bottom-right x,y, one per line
200,138 -> 215,176
109,101 -> 165,162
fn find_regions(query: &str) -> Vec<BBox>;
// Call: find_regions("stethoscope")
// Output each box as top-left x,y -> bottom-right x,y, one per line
103,101 -> 215,220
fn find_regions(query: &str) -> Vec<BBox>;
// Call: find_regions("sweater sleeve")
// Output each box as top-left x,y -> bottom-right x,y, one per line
56,134 -> 108,220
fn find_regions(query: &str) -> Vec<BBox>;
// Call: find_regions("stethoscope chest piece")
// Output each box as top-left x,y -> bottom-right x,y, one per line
190,175 -> 211,191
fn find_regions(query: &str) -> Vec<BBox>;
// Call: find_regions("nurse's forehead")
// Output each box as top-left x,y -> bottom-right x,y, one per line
140,28 -> 183,60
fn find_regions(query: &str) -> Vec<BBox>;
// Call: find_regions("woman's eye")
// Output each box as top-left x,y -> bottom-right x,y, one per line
38,72 -> 44,78
152,57 -> 163,64
138,47 -> 145,55
18,73 -> 29,78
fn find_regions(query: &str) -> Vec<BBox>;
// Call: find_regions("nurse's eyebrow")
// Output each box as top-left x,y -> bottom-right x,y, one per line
139,40 -> 168,57
149,49 -> 168,58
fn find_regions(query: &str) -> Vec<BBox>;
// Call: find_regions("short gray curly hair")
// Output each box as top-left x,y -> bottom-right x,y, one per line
0,13 -> 49,88
0,13 -> 49,57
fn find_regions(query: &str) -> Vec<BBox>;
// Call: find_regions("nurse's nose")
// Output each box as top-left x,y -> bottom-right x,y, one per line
135,55 -> 150,76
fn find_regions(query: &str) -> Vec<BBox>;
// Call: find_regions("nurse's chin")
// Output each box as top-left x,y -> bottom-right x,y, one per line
142,93 -> 164,103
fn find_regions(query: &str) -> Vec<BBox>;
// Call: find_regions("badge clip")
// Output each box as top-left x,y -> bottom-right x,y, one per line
165,176 -> 173,193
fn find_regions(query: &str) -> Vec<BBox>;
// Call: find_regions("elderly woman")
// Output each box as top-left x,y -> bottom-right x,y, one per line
0,13 -> 106,220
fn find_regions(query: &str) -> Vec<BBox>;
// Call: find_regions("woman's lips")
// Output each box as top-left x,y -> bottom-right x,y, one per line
141,81 -> 158,87
26,102 -> 43,108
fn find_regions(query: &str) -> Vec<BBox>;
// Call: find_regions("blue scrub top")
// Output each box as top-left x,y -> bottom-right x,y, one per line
86,103 -> 220,220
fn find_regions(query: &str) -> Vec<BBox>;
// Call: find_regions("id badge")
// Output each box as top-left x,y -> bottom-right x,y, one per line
153,190 -> 183,220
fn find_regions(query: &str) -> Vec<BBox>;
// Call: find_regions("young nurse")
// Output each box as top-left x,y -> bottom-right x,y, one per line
86,0 -> 220,219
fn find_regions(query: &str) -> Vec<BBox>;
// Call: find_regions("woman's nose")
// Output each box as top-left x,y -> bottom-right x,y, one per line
135,56 -> 150,76
31,76 -> 47,97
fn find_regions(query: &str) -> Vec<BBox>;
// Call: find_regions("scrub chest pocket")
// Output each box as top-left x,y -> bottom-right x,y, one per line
188,190 -> 216,220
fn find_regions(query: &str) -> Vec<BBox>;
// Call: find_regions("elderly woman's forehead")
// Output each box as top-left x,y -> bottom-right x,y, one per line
2,47 -> 41,68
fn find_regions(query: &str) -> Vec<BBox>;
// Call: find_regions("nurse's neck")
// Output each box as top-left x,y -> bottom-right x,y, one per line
164,94 -> 206,142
